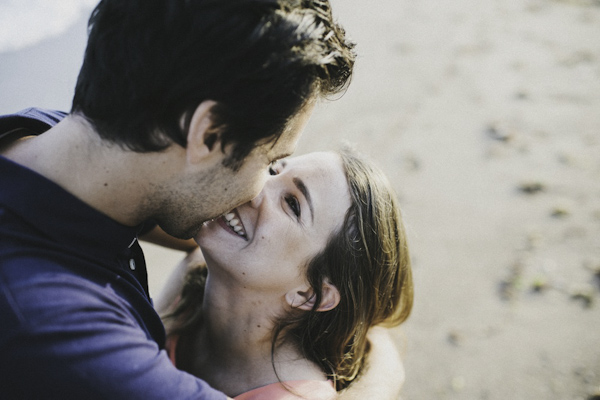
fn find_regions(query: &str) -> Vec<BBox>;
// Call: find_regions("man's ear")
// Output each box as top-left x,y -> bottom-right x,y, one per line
285,279 -> 340,312
186,100 -> 221,164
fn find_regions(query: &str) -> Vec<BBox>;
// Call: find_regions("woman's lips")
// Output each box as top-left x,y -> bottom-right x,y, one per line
217,209 -> 248,240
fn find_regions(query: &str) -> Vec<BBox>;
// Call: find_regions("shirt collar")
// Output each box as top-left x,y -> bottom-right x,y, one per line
0,155 -> 141,261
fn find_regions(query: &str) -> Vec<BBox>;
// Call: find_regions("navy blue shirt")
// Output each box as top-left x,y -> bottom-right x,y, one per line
0,108 -> 225,399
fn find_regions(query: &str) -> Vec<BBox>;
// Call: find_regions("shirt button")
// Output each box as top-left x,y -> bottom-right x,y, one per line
129,259 -> 136,271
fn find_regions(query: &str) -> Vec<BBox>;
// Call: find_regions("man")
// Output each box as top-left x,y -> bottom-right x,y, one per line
0,0 -> 404,398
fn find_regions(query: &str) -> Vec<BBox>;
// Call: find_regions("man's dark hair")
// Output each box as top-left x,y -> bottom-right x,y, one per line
71,0 -> 355,168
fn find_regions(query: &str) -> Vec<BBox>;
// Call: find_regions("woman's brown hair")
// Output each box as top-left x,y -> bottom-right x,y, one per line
272,146 -> 414,390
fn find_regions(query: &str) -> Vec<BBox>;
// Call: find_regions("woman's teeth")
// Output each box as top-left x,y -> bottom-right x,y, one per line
224,212 -> 246,238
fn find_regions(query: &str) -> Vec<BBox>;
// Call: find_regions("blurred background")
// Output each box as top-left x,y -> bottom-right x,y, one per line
1,1 -> 599,398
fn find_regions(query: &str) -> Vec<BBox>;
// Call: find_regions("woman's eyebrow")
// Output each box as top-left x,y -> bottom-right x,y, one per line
293,177 -> 314,224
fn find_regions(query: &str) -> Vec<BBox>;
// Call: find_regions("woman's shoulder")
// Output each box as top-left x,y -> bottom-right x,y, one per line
234,380 -> 336,400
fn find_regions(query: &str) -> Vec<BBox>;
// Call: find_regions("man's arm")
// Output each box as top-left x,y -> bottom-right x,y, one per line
338,326 -> 405,400
154,247 -> 206,315
140,225 -> 199,253
0,263 -> 225,399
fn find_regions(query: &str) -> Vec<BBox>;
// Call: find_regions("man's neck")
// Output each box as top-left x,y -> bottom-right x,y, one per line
1,115 -> 178,227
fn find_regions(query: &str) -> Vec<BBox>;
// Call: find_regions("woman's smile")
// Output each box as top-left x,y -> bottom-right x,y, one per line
217,209 -> 248,240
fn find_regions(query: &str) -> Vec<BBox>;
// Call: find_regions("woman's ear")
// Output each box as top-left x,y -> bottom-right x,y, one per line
186,100 -> 221,164
285,280 -> 340,312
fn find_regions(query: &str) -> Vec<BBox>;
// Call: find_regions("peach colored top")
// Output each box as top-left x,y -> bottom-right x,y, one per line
233,380 -> 336,400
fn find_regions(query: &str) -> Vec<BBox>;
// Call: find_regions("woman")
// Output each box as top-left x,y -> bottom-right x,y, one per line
158,147 -> 414,399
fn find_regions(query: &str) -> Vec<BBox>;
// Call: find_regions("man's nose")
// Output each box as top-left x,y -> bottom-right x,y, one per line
249,191 -> 262,209
249,175 -> 277,209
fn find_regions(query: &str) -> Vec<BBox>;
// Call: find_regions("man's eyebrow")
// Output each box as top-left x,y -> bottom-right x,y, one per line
293,176 -> 314,224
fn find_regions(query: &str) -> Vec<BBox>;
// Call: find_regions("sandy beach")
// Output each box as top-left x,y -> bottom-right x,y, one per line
1,1 -> 599,399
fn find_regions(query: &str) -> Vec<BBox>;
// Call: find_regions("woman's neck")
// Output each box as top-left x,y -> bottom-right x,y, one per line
181,270 -> 326,396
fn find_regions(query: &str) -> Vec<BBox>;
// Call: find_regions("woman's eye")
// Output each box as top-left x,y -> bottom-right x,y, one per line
285,195 -> 301,218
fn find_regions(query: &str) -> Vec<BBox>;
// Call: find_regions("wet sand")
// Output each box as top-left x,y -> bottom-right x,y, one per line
1,1 -> 599,398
